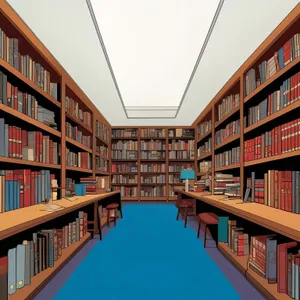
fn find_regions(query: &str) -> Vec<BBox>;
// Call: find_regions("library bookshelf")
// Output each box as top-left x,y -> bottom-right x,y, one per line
111,127 -> 195,201
192,3 -> 300,299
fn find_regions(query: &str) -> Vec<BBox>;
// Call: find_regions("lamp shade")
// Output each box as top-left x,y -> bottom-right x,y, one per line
180,169 -> 195,180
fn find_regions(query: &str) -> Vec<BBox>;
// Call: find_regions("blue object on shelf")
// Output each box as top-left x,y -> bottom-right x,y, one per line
218,216 -> 229,242
179,170 -> 195,180
75,184 -> 86,196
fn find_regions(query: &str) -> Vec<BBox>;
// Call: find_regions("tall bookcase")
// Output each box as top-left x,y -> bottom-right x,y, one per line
192,4 -> 300,299
111,127 -> 195,201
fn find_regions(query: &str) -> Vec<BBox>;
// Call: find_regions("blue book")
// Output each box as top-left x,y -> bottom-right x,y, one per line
9,181 -> 14,211
16,181 -> 20,210
218,216 -> 229,242
16,244 -> 25,289
75,184 -> 83,196
4,124 -> 8,157
8,247 -> 17,295
278,47 -> 284,69
82,184 -> 86,196
5,180 -> 10,212
266,237 -> 277,284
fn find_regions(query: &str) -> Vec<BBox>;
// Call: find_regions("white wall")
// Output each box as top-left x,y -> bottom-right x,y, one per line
6,0 -> 300,126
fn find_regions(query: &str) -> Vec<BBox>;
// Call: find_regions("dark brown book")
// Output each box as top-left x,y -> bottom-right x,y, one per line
0,256 -> 8,300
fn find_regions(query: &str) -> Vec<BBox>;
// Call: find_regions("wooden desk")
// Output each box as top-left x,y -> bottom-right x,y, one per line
0,191 -> 121,241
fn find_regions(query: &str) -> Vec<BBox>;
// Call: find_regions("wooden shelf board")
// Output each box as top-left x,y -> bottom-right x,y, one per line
111,159 -> 138,162
196,152 -> 212,161
168,137 -> 194,140
66,166 -> 93,173
215,134 -> 240,150
140,137 -> 166,140
140,197 -> 167,201
0,156 -> 61,169
244,56 -> 300,104
95,152 -> 109,160
197,130 -> 212,144
111,183 -> 138,186
95,170 -> 109,175
111,137 -> 138,140
111,172 -> 138,175
9,233 -> 91,300
140,172 -> 166,175
96,136 -> 109,146
65,137 -> 92,153
244,100 -> 300,134
0,104 -> 61,137
215,164 -> 240,172
176,190 -> 300,242
140,159 -> 166,162
121,197 -> 138,201
169,159 -> 194,162
244,150 -> 300,167
65,112 -> 92,134
140,183 -> 166,186
196,169 -> 212,176
168,197 -> 177,201
0,58 -> 61,108
0,192 -> 119,241
215,106 -> 240,129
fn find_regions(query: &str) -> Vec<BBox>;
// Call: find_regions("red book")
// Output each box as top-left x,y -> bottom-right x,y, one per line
277,242 -> 297,293
0,256 -> 8,300
13,170 -> 24,208
271,128 -> 275,156
39,132 -> 43,162
31,171 -> 36,206
278,171 -> 282,210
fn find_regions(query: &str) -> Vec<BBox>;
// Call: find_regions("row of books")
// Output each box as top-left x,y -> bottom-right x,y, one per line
66,149 -> 91,169
111,175 -> 137,184
215,146 -> 240,168
65,178 -> 75,196
65,122 -> 91,148
140,141 -> 166,151
140,151 -> 165,160
246,72 -> 300,128
168,129 -> 194,138
168,140 -> 194,151
111,162 -> 138,173
169,150 -> 194,160
215,119 -> 240,145
247,170 -> 300,213
112,129 -> 138,138
0,72 -> 58,128
195,174 -> 211,192
80,176 -> 109,194
96,145 -> 108,158
0,28 -> 58,99
95,157 -> 108,172
0,211 -> 87,297
65,96 -> 92,128
111,141 -> 138,150
0,169 -> 57,213
0,119 -> 60,163
111,150 -> 138,160
217,93 -> 240,122
140,186 -> 166,197
141,163 -> 166,173
169,163 -> 193,172
141,175 -> 166,184
198,161 -> 212,173
214,173 -> 240,195
227,219 -> 249,256
112,186 -> 137,197
197,120 -> 212,139
169,174 -> 181,183
244,32 -> 300,96
244,118 -> 300,161
96,121 -> 109,143
140,128 -> 165,138
197,137 -> 212,157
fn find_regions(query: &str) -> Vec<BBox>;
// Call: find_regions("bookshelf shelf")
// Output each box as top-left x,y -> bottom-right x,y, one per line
65,112 -> 93,134
215,106 -> 240,129
196,152 -> 212,161
95,152 -> 109,160
111,183 -> 138,186
244,100 -> 300,134
65,137 -> 93,153
197,130 -> 212,144
140,172 -> 165,175
168,137 -> 194,140
140,137 -> 166,140
215,163 -> 240,172
244,56 -> 300,104
96,136 -> 109,146
0,156 -> 61,169
244,150 -> 300,167
8,233 -> 91,300
111,172 -> 138,175
111,159 -> 138,162
0,104 -> 61,137
0,58 -> 61,108
95,171 -> 109,175
197,170 -> 212,176
122,197 -> 138,201
215,134 -> 240,150
111,137 -> 138,140
141,183 -> 166,186
140,197 -> 167,201
65,166 -> 93,173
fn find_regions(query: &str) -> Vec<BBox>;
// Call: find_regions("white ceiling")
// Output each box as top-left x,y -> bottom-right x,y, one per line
89,0 -> 220,118
6,0 -> 300,126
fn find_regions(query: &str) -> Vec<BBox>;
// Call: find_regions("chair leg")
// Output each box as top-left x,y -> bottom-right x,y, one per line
96,206 -> 102,241
204,224 -> 207,248
197,220 -> 201,238
176,207 -> 180,220
107,210 -> 110,228
184,209 -> 188,228
114,209 -> 117,227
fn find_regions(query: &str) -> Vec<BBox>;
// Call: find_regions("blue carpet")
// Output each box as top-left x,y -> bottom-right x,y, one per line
54,204 -> 240,300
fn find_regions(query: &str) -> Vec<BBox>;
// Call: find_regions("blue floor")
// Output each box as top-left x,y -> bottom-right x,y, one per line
54,204 -> 241,300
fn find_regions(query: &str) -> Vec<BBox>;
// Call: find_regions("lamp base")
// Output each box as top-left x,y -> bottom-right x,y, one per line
185,179 -> 189,192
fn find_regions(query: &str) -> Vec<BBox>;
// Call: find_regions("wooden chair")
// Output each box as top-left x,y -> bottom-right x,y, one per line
106,203 -> 119,227
197,212 -> 218,248
176,199 -> 194,228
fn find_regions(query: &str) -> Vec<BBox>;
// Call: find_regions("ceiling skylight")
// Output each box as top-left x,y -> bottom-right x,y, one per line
89,0 -> 221,118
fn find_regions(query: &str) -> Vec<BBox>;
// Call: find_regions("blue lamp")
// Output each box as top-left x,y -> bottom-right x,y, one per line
180,169 -> 195,192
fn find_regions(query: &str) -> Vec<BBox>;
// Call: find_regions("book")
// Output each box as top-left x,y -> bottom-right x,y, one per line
0,256 -> 8,300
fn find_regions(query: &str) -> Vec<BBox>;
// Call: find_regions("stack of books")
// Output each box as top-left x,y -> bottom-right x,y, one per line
225,182 -> 241,197
227,220 -> 249,256
214,173 -> 239,195
38,107 -> 57,129
194,179 -> 206,192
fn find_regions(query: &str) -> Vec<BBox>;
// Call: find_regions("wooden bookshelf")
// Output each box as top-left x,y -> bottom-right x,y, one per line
8,232 -> 91,300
